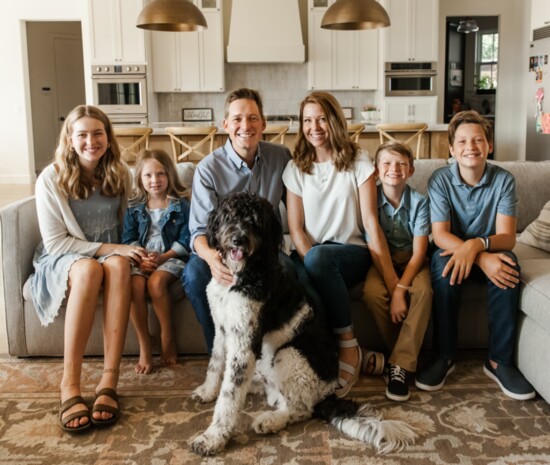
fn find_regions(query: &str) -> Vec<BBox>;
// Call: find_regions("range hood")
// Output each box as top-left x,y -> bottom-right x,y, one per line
227,0 -> 305,63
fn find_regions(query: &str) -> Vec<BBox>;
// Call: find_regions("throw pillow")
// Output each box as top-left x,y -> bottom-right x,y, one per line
517,200 -> 550,252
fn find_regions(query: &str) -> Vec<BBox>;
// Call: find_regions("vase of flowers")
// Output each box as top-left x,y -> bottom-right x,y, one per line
361,105 -> 378,122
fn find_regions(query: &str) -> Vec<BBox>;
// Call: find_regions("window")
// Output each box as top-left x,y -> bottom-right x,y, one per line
476,32 -> 498,94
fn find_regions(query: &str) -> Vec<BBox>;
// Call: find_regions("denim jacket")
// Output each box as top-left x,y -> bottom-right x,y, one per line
122,198 -> 191,258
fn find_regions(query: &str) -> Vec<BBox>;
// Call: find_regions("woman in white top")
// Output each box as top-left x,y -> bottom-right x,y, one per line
283,92 -> 395,398
31,105 -> 147,432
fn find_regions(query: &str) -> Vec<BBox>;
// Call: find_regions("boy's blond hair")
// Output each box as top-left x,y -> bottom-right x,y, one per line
374,141 -> 414,167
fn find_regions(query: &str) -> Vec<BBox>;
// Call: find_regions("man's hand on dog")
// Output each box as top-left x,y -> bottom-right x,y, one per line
209,252 -> 235,286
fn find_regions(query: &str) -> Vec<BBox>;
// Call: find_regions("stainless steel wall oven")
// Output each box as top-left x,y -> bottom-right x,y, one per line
91,65 -> 148,125
385,62 -> 437,96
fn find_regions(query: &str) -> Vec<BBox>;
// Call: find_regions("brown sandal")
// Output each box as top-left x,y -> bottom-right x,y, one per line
91,388 -> 120,428
59,395 -> 91,433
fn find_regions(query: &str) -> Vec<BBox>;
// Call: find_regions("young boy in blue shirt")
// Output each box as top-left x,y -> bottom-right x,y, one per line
363,141 -> 432,402
415,111 -> 535,400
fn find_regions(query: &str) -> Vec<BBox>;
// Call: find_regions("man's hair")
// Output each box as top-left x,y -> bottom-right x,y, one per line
448,110 -> 493,146
224,88 -> 265,120
374,141 -> 414,167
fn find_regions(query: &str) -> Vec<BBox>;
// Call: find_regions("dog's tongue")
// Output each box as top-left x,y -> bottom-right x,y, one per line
231,249 -> 244,261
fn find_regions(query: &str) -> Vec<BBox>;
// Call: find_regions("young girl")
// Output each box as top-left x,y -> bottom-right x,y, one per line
31,104 -> 146,433
122,149 -> 191,374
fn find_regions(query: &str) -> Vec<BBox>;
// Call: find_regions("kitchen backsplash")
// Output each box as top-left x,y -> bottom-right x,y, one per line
157,63 -> 377,123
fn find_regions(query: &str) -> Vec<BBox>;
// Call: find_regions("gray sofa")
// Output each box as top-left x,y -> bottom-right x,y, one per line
2,159 -> 550,402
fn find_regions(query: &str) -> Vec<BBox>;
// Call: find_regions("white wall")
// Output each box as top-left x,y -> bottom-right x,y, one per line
439,0 -> 531,161
1,2 -> 93,184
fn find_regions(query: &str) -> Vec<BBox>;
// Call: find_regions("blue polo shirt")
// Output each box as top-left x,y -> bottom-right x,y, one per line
189,139 -> 291,251
367,184 -> 430,252
428,161 -> 517,239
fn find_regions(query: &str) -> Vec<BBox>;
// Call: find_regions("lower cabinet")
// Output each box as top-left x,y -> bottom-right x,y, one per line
384,97 -> 438,124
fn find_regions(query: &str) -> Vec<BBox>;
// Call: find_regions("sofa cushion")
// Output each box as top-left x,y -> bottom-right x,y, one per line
517,200 -> 550,252
519,258 -> 550,334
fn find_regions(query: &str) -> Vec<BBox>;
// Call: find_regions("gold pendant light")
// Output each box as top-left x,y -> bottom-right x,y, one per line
321,0 -> 390,31
136,0 -> 207,32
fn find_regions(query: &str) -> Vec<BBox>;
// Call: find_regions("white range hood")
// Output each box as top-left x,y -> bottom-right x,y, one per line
227,0 -> 305,63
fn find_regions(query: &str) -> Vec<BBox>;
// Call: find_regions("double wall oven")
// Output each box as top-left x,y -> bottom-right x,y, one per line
91,65 -> 148,125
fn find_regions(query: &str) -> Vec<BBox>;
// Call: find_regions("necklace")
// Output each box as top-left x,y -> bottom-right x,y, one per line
317,162 -> 332,183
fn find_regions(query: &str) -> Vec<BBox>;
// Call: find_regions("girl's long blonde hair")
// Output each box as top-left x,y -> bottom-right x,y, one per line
54,105 -> 127,199
130,149 -> 189,205
293,91 -> 360,174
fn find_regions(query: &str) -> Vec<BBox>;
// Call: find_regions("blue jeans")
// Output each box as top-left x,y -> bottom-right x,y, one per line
295,242 -> 372,331
182,251 -> 297,354
430,247 -> 520,365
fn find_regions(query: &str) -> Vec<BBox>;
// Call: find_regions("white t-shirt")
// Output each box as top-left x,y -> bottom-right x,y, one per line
283,150 -> 374,247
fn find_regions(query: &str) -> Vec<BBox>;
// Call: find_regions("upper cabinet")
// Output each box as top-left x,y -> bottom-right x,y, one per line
89,0 -> 146,64
385,0 -> 438,62
308,0 -> 379,90
151,0 -> 224,92
531,0 -> 550,32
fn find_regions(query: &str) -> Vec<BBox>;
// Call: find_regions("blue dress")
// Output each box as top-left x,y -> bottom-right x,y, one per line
30,189 -> 121,326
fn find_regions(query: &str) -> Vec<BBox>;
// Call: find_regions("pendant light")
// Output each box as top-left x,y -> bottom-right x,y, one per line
457,18 -> 479,34
136,0 -> 207,32
321,0 -> 390,31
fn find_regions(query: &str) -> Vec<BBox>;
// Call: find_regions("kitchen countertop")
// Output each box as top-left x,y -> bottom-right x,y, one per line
145,121 -> 448,135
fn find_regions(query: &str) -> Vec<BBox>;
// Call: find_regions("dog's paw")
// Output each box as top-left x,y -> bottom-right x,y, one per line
190,431 -> 227,456
191,383 -> 218,403
252,412 -> 288,435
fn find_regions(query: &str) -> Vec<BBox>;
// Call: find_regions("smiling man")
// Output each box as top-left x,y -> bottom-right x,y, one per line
182,88 -> 291,352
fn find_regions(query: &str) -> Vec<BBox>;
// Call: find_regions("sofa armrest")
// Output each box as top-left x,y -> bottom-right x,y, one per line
0,196 -> 40,355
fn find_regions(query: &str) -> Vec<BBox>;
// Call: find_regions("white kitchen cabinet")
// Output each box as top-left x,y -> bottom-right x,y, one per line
151,2 -> 224,92
308,1 -> 379,90
531,0 -> 550,32
89,0 -> 146,64
384,97 -> 437,124
385,0 -> 438,62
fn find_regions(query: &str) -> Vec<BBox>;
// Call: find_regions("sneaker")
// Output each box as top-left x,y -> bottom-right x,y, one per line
415,358 -> 455,391
386,365 -> 410,401
483,360 -> 536,400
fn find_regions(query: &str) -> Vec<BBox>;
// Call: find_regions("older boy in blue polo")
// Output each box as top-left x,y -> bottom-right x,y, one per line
415,110 -> 535,400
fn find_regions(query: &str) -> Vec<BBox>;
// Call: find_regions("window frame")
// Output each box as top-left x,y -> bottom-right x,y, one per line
476,30 -> 499,95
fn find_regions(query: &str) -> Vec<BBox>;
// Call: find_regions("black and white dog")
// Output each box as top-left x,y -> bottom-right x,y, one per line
190,192 -> 417,456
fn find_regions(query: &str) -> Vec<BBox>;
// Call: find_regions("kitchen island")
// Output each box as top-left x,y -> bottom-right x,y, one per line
118,121 -> 450,162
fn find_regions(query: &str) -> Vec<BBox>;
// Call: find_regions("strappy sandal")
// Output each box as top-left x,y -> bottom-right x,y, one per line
59,395 -> 92,433
91,388 -> 120,428
361,349 -> 385,375
335,338 -> 363,398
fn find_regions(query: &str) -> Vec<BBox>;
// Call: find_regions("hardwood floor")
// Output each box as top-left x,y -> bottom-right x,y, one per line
0,182 -> 35,354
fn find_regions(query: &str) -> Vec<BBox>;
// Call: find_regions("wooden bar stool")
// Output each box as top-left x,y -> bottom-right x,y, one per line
113,127 -> 152,165
347,123 -> 366,143
263,124 -> 290,145
376,123 -> 429,159
165,126 -> 218,163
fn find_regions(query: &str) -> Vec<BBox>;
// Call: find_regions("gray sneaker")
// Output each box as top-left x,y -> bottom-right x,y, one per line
483,360 -> 536,400
415,358 -> 455,391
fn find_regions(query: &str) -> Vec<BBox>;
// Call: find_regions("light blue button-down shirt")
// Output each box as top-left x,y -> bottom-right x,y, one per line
367,184 -> 430,252
428,161 -> 517,239
189,138 -> 291,251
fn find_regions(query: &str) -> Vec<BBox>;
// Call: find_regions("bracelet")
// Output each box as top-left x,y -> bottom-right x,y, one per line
478,237 -> 489,251
396,283 -> 411,291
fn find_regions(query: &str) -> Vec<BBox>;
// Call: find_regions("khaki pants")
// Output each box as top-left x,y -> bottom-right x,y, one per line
363,256 -> 432,372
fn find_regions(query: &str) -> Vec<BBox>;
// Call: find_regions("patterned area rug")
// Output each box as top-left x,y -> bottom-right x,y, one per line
0,352 -> 549,465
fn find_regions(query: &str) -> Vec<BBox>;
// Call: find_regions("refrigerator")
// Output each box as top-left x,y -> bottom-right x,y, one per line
526,27 -> 550,161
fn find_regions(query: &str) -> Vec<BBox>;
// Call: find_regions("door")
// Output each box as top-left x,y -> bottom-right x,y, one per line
54,35 -> 86,134
26,22 -> 86,174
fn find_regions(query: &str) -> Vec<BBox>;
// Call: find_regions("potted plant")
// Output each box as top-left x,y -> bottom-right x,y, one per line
361,104 -> 378,121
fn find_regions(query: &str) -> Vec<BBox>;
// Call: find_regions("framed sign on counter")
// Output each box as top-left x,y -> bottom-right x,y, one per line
182,108 -> 214,122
